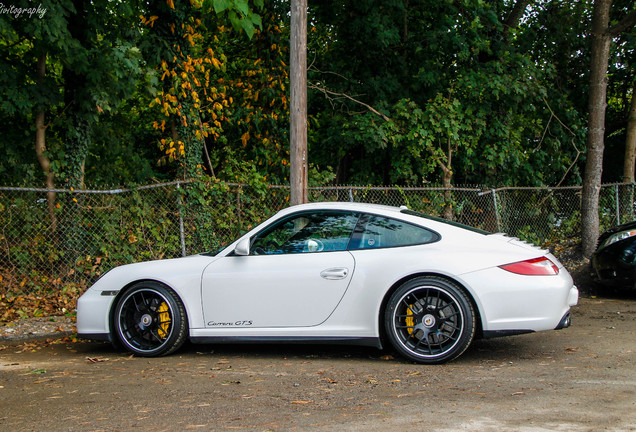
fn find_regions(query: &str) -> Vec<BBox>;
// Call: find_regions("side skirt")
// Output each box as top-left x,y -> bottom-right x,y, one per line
190,336 -> 383,349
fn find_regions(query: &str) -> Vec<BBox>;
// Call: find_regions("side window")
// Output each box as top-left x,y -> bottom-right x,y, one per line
251,211 -> 360,255
349,214 -> 438,250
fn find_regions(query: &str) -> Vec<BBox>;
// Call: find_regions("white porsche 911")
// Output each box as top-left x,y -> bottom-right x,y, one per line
77,202 -> 579,364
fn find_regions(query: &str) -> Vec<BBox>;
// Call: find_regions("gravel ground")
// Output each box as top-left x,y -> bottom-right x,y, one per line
0,316 -> 76,342
0,295 -> 635,432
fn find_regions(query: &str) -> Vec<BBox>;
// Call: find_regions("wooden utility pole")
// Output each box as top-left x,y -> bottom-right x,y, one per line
290,0 -> 308,205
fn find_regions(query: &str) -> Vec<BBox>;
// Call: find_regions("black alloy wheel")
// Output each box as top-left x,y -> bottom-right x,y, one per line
385,276 -> 475,364
114,282 -> 187,357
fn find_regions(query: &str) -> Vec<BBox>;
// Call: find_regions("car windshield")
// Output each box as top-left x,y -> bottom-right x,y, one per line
400,209 -> 490,235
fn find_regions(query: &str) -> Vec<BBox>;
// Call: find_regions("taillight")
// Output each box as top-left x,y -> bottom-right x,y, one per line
499,257 -> 559,276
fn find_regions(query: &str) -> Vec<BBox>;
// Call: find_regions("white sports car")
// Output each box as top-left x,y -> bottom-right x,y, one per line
77,202 -> 579,364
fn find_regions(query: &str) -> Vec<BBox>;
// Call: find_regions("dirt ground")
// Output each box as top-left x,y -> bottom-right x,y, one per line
0,294 -> 635,432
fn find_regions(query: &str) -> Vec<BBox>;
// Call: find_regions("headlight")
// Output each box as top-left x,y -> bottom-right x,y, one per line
601,229 -> 636,249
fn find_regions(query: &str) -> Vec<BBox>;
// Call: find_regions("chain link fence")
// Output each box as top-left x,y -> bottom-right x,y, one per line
1,181 -> 634,298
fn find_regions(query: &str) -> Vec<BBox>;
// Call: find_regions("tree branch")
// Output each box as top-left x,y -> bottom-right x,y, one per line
308,83 -> 392,122
608,10 -> 636,37
504,0 -> 533,29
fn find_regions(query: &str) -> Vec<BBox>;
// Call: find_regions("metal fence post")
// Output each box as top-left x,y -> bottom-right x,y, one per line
491,189 -> 501,232
176,182 -> 186,257
615,184 -> 620,225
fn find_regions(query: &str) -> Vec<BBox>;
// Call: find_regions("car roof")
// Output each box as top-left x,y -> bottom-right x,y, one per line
282,201 -> 403,214
276,201 -> 490,237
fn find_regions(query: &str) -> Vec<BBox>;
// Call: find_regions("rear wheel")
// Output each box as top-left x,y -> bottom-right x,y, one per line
384,277 -> 475,364
113,282 -> 187,357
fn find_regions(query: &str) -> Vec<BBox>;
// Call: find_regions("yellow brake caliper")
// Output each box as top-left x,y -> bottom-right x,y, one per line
406,305 -> 414,335
157,302 -> 170,338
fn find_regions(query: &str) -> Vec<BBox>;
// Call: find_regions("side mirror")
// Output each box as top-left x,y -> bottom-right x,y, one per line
234,237 -> 250,256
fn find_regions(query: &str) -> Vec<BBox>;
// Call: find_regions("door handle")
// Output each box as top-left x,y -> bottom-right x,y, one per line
320,268 -> 349,280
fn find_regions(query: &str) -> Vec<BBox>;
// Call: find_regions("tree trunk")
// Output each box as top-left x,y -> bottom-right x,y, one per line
581,0 -> 612,258
622,80 -> 636,222
34,52 -> 57,230
623,80 -> 636,183
290,0 -> 308,205
442,167 -> 453,221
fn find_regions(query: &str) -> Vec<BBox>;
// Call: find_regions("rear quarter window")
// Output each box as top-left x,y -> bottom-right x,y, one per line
349,214 -> 439,250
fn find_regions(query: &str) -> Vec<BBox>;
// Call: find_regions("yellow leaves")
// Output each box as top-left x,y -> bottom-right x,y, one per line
140,15 -> 159,27
166,0 -> 175,9
152,120 -> 166,132
161,139 -> 185,163
213,102 -> 223,111
240,132 -> 250,147
211,57 -> 222,70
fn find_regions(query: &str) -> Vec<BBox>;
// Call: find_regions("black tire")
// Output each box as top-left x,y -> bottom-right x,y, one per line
113,282 -> 188,357
384,276 -> 475,364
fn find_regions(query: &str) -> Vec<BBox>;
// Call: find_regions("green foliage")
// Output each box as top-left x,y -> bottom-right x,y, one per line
308,0 -> 591,187
0,176 -> 283,298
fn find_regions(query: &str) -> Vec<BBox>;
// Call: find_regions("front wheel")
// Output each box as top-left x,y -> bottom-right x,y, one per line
113,282 -> 188,357
384,277 -> 475,364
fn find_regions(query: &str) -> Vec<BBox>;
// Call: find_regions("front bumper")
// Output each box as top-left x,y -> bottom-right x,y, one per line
76,286 -> 118,338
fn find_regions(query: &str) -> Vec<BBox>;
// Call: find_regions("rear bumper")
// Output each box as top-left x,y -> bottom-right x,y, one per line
459,268 -> 578,333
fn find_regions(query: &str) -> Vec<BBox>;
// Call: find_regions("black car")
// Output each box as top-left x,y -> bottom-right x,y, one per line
591,221 -> 636,289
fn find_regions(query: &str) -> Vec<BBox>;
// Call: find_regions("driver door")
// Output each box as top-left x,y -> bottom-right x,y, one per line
201,211 -> 360,328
